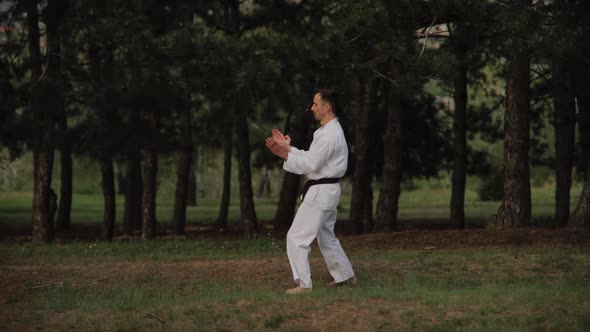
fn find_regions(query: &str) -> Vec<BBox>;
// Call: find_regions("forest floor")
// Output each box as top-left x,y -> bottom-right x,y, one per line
1,226 -> 589,331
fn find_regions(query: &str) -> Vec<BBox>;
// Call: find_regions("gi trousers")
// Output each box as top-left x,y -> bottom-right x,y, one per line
286,191 -> 355,289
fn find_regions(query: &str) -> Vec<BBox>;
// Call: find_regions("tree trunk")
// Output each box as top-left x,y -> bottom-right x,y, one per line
573,57 -> 590,179
101,155 -> 116,241
349,77 -> 376,234
123,153 -> 142,235
49,0 -> 70,232
363,182 -> 374,231
273,99 -> 313,232
32,151 -> 55,243
171,85 -> 193,234
571,161 -> 590,227
235,110 -> 258,238
274,173 -> 301,232
217,125 -> 232,229
28,0 -> 56,243
552,57 -> 576,226
141,148 -> 158,240
375,64 -> 404,231
56,115 -> 72,231
172,147 -> 192,235
492,34 -> 531,228
450,46 -> 468,229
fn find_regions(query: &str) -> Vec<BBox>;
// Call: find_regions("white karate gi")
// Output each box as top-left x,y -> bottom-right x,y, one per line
283,118 -> 355,289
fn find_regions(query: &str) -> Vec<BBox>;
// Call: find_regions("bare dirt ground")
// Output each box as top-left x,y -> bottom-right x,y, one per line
1,226 -> 589,331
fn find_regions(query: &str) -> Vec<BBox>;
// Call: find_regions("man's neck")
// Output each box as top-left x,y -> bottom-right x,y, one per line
320,114 -> 336,127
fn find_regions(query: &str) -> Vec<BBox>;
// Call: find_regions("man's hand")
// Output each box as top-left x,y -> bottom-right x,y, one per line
271,129 -> 291,153
265,137 -> 289,160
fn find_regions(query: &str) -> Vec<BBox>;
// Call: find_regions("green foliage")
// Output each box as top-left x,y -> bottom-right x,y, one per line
2,0 -> 590,234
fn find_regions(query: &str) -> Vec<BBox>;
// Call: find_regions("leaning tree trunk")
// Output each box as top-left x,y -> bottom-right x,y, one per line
571,161 -> 590,227
101,155 -> 116,241
235,110 -> 258,238
375,64 -> 404,231
552,56 -> 576,227
491,34 -> 531,228
573,57 -> 590,179
571,36 -> 590,226
349,77 -> 376,234
28,0 -> 56,243
217,124 -> 232,229
450,44 -> 468,229
273,97 -> 313,232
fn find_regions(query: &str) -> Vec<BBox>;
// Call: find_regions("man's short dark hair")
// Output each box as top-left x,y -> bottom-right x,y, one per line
316,88 -> 340,115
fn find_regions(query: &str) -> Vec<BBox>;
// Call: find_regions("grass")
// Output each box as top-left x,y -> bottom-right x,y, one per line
2,243 -> 588,331
0,237 -> 285,265
0,183 -> 583,227
0,180 -> 588,330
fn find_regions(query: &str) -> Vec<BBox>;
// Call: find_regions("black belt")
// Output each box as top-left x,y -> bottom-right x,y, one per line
301,178 -> 340,201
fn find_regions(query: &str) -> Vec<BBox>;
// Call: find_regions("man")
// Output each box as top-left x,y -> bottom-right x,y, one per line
265,89 -> 356,294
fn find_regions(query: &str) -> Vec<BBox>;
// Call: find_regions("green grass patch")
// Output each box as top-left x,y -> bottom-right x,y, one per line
0,237 -> 285,265
2,246 -> 589,330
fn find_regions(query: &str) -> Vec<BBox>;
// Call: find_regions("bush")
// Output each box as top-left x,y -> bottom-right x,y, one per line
478,170 -> 503,201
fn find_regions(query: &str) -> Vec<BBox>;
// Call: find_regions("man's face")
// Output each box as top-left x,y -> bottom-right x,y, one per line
310,93 -> 328,121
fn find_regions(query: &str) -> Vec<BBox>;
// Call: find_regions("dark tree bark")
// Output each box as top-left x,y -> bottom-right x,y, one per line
492,32 -> 531,228
552,57 -> 576,226
28,0 -> 56,243
51,0 -> 71,232
172,147 -> 192,235
221,0 -> 257,237
363,182 -> 374,231
274,173 -> 300,232
571,161 -> 590,227
450,44 -> 468,229
273,100 -> 313,232
235,110 -> 258,238
573,58 -> 590,179
171,85 -> 193,234
374,63 -> 404,231
141,145 -> 158,240
101,155 -> 116,241
32,151 -> 55,242
56,114 -> 72,231
571,19 -> 590,226
123,153 -> 143,235
349,76 -> 376,234
217,125 -> 232,229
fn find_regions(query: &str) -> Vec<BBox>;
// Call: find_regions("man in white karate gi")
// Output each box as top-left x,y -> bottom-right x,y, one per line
265,89 -> 356,295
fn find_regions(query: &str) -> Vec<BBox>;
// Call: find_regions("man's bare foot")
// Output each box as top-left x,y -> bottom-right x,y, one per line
285,286 -> 312,295
326,276 -> 357,287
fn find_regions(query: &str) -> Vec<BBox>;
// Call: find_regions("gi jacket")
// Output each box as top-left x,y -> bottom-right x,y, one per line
283,118 -> 348,211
